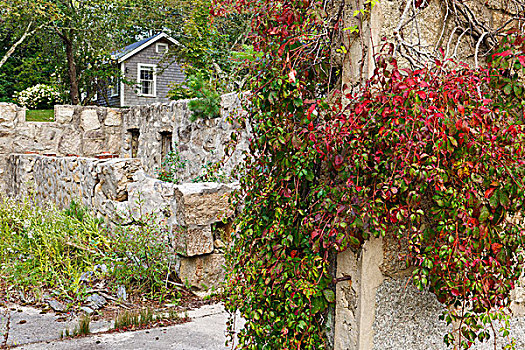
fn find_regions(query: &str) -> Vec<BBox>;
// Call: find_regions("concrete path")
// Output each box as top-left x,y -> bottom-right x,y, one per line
2,304 -> 236,350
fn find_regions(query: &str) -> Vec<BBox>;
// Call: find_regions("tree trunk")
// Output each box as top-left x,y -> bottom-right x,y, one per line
0,22 -> 43,70
63,31 -> 80,105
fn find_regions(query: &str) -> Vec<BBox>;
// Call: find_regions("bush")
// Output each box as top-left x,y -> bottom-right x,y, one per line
168,74 -> 221,121
14,84 -> 64,110
0,197 -> 179,302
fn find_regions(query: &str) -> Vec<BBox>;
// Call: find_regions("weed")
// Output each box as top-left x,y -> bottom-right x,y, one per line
113,307 -> 181,330
0,197 -> 180,304
157,148 -> 187,184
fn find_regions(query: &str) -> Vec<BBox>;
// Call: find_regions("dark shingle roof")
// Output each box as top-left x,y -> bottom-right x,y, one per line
112,33 -> 162,60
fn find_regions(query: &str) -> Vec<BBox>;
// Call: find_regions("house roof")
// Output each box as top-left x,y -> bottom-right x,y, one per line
112,32 -> 180,63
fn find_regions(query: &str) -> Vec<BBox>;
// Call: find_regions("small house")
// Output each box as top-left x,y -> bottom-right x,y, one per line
95,32 -> 186,107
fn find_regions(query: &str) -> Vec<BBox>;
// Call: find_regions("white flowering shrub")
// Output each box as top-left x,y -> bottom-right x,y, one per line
14,84 -> 64,109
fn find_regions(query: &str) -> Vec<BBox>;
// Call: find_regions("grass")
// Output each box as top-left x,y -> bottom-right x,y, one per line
112,307 -> 183,330
0,197 -> 180,304
25,109 -> 54,122
61,314 -> 91,339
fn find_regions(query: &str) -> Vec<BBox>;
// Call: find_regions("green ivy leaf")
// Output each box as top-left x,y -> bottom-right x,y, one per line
479,206 -> 490,222
323,289 -> 335,303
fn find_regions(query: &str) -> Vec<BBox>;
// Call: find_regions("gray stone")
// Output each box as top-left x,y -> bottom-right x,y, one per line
174,182 -> 237,226
86,294 -> 107,310
105,109 -> 122,126
54,106 -> 73,124
80,109 -> 101,131
116,285 -> 127,301
80,306 -> 95,315
47,300 -> 66,313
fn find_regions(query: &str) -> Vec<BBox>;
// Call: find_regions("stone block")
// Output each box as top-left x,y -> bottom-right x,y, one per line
98,159 -> 141,202
173,182 -> 237,226
58,128 -> 82,155
172,225 -> 214,257
81,109 -> 101,131
178,253 -> 225,291
82,138 -> 105,157
54,105 -> 73,124
105,109 -> 122,126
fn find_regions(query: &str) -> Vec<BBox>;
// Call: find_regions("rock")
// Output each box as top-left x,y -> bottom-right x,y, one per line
173,183 -> 237,226
214,239 -> 226,250
178,253 -> 225,291
54,106 -> 73,124
116,286 -> 127,301
80,109 -> 101,131
172,225 -> 214,257
47,300 -> 66,313
105,109 -> 122,126
79,271 -> 93,282
80,306 -> 95,315
86,294 -> 107,310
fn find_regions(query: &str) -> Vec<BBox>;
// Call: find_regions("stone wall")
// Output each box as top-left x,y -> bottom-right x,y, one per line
0,103 -> 124,192
6,153 -> 236,292
0,93 -> 248,192
122,93 -> 249,181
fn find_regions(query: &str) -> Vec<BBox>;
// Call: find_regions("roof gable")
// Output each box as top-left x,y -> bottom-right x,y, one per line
112,33 -> 179,63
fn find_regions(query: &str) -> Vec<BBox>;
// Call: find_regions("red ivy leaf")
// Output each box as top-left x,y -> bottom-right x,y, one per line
492,50 -> 513,59
491,243 -> 503,254
518,56 -> 525,67
484,187 -> 496,199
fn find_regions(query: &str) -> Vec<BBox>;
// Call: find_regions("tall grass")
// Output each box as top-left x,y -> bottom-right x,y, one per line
0,197 -> 179,302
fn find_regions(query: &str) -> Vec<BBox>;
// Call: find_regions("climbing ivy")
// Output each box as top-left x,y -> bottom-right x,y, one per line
213,0 -> 525,347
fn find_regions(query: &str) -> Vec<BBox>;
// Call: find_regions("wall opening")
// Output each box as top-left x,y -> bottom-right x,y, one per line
160,131 -> 173,161
129,128 -> 140,158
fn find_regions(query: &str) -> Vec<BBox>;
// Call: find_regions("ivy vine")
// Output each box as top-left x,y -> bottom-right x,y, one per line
213,0 -> 525,348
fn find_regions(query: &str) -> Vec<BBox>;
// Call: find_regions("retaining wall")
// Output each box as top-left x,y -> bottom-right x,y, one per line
6,153 -> 237,292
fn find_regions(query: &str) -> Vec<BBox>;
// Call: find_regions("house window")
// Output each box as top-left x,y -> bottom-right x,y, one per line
109,77 -> 119,97
156,43 -> 168,53
137,64 -> 156,97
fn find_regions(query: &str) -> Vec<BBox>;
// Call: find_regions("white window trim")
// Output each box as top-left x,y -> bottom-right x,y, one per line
156,43 -> 168,53
137,63 -> 157,97
109,76 -> 119,97
120,63 -> 125,106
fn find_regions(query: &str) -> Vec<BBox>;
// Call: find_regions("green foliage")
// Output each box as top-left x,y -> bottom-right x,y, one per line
157,148 -> 188,184
169,74 -> 221,121
14,84 -> 64,109
213,1 -> 335,348
192,160 -> 229,183
166,0 -> 250,98
214,0 -> 525,347
0,196 -> 178,302
112,307 -> 182,330
107,210 -> 177,300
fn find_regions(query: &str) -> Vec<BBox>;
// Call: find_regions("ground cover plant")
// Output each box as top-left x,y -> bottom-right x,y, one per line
0,197 -> 179,306
213,0 -> 525,348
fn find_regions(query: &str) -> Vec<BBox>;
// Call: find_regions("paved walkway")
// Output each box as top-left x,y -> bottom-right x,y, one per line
2,304 -> 236,350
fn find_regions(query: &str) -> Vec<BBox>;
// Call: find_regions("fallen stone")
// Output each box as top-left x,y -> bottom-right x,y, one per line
116,285 -> 127,301
47,300 -> 66,313
86,294 -> 107,310
80,306 -> 95,315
